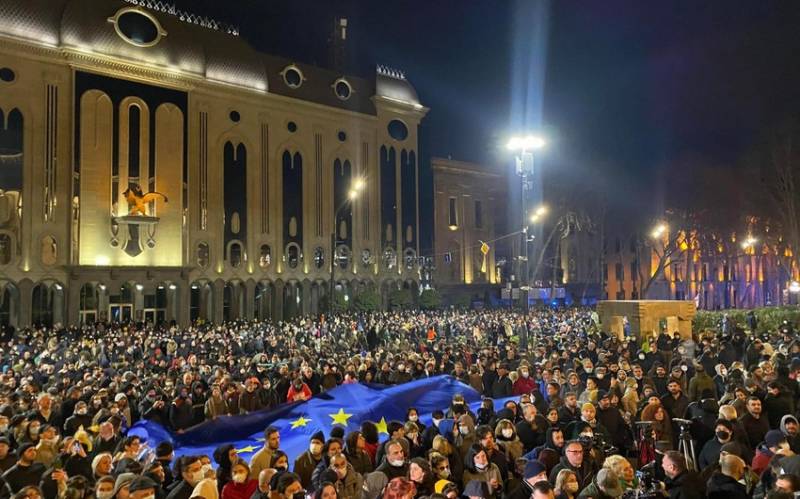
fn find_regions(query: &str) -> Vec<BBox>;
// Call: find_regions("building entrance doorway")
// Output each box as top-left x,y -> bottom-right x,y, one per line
109,304 -> 133,322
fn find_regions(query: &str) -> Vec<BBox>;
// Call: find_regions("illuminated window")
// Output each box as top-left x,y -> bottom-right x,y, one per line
259,244 -> 271,269
41,236 -> 57,266
448,197 -> 457,229
196,242 -> 210,268
314,247 -> 325,269
229,242 -> 243,268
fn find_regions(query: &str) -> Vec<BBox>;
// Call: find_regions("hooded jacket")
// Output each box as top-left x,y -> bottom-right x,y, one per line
780,415 -> 800,453
213,444 -> 236,492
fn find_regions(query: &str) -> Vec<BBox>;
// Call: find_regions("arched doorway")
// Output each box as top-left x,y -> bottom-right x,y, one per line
254,281 -> 274,321
223,281 -> 245,322
283,281 -> 302,319
190,281 -> 214,323
0,281 -> 20,329
31,281 -> 65,327
144,282 -> 176,325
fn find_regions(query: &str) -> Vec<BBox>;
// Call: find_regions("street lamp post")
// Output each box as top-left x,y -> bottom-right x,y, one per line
507,135 -> 546,312
329,179 -> 364,316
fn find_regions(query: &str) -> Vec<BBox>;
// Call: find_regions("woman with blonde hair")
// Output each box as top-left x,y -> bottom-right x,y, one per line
602,455 -> 638,491
620,378 -> 639,417
493,420 -> 523,462
553,469 -> 579,499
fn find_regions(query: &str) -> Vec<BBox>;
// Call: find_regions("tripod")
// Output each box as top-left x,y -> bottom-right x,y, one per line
676,423 -> 696,471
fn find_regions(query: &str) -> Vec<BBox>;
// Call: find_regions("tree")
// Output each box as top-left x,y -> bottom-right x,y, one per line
352,289 -> 381,312
418,289 -> 442,310
388,288 -> 413,310
635,210 -> 699,299
762,121 -> 800,272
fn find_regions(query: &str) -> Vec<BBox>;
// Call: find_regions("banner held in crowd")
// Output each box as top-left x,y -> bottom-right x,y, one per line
129,375 -> 491,464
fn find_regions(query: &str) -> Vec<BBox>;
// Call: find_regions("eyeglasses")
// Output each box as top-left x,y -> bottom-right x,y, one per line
566,450 -> 583,454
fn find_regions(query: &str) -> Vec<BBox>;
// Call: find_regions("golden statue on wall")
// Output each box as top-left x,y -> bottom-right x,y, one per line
122,184 -> 168,216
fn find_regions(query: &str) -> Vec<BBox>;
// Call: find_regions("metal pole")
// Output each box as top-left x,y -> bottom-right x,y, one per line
329,229 -> 336,316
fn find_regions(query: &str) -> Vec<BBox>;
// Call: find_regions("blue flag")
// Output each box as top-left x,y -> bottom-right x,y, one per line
129,375 -> 495,465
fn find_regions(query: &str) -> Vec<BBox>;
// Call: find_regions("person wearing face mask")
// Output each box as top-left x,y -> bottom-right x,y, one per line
461,444 -> 503,498
94,475 -> 115,499
328,452 -> 365,499
213,444 -> 238,493
405,408 -> 426,433
21,419 -> 41,446
512,366 -> 536,396
295,432 -> 325,489
375,439 -> 409,481
166,455 -> 204,499
221,460 -> 258,499
752,430 -> 792,476
63,401 -> 93,436
698,419 -> 742,470
494,420 -> 523,462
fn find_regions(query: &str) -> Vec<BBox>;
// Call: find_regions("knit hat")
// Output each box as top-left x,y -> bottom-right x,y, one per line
766,429 -> 787,449
16,442 -> 35,457
112,473 -> 137,496
310,431 -> 325,444
523,459 -> 547,479
581,402 -> 595,412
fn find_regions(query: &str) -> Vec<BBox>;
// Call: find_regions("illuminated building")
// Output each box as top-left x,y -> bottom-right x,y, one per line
432,158 -> 505,288
0,0 -> 427,326
604,226 -> 798,309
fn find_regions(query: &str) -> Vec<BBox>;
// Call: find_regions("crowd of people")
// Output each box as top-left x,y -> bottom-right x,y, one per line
1,307 -> 800,499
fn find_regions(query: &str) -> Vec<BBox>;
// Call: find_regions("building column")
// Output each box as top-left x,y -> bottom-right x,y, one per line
18,280 -> 33,327
245,280 -> 256,320
274,281 -> 285,322
302,280 -> 311,316
66,279 -> 81,326
213,279 -> 225,323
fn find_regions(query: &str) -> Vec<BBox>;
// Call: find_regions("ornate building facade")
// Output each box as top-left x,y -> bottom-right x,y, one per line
0,0 -> 427,327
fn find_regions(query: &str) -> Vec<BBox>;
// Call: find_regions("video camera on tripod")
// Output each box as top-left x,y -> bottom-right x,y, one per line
671,418 -> 697,471
622,463 -> 665,499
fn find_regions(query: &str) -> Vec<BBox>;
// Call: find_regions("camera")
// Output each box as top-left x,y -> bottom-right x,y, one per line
621,464 -> 664,499
578,434 -> 618,457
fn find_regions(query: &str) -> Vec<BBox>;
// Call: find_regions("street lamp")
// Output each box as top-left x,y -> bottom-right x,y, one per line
651,223 -> 667,239
741,236 -> 758,250
330,179 -> 365,315
507,134 -> 547,312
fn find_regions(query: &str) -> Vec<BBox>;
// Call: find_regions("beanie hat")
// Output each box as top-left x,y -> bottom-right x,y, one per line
310,431 -> 325,444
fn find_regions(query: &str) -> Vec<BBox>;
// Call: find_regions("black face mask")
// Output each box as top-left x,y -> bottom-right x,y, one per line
292,492 -> 305,499
716,430 -> 730,441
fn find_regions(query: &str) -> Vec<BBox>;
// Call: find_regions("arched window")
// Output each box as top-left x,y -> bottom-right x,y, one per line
196,242 -> 210,268
259,244 -> 271,269
41,235 -> 57,266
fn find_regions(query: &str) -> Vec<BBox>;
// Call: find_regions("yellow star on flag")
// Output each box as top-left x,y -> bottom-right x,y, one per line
291,415 -> 312,429
375,417 -> 388,435
236,445 -> 258,453
329,408 -> 353,426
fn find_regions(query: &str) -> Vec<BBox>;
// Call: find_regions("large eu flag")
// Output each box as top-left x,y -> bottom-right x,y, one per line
129,375 -> 488,465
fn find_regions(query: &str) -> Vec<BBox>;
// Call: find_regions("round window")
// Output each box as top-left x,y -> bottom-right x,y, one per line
337,131 -> 347,142
110,8 -> 165,48
229,111 -> 241,123
388,120 -> 408,141
287,121 -> 298,133
283,66 -> 303,88
0,68 -> 15,83
334,79 -> 352,100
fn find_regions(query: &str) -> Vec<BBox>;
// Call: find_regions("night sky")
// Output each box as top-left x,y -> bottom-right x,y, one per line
173,0 -> 800,235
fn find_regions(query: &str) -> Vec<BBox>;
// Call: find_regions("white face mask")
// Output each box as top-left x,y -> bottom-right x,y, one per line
521,371 -> 530,378
0,424 -> 7,432
408,415 -> 418,422
475,462 -> 488,471
233,472 -> 247,484
310,443 -> 323,455
501,429 -> 514,439
389,459 -> 405,468
459,426 -> 470,435
142,495 -> 155,499
96,491 -> 114,499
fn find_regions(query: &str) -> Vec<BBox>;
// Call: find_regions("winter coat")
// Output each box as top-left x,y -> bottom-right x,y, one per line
706,471 -> 748,499
293,450 -> 322,489
334,465 -> 364,499
687,372 -> 716,402
665,471 -> 705,499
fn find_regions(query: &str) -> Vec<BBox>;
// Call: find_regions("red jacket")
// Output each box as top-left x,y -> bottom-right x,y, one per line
513,376 -> 537,396
286,383 -> 313,402
222,479 -> 258,499
751,447 -> 775,476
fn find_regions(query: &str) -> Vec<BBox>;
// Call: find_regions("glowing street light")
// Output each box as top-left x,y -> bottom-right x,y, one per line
331,180 -> 365,314
506,135 -> 547,151
651,223 -> 667,239
741,236 -> 758,250
529,205 -> 548,224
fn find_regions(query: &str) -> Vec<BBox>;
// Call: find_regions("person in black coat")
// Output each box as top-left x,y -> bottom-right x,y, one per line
491,363 -> 513,398
1,444 -> 46,495
739,396 -> 769,449
706,454 -> 748,499
662,451 -> 705,499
